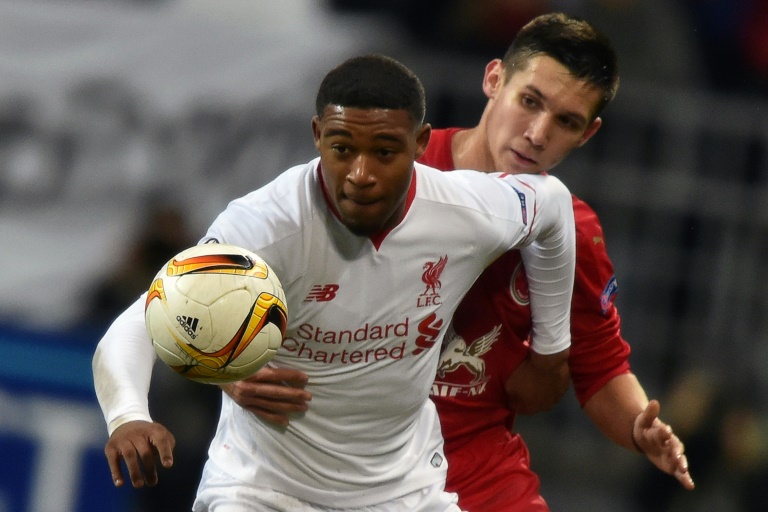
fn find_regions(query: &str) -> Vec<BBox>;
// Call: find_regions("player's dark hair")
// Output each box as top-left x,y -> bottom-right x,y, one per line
502,12 -> 619,117
316,54 -> 426,127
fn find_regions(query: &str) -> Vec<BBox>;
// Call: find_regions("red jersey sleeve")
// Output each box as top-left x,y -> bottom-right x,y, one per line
569,197 -> 632,406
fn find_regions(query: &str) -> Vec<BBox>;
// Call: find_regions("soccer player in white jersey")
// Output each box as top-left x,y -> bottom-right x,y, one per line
93,54 -> 577,512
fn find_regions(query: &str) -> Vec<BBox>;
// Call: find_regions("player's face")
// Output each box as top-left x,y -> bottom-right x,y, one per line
482,55 -> 603,175
313,106 -> 430,236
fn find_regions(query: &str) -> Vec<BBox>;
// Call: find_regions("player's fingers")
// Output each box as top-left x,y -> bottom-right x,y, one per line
655,424 -> 674,444
658,429 -> 682,456
238,382 -> 312,405
674,454 -> 695,490
151,430 -> 175,469
262,383 -> 312,402
252,366 -> 309,387
135,440 -> 159,487
252,407 -> 292,427
248,395 -> 310,414
104,444 -> 126,487
119,442 -> 149,488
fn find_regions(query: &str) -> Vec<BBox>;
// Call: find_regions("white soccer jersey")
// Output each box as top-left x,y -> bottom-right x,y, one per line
93,157 -> 574,508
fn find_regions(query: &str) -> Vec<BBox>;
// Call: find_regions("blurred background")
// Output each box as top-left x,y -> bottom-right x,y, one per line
0,0 -> 766,511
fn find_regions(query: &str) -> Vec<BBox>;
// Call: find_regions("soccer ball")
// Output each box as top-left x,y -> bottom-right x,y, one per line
144,243 -> 288,384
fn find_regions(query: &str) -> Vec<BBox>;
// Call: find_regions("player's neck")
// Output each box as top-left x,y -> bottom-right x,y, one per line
451,127 -> 495,173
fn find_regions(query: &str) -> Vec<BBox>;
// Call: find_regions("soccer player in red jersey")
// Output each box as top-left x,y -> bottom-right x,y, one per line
417,13 -> 694,510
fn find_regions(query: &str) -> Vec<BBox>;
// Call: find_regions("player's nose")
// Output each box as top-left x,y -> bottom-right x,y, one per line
525,115 -> 550,149
346,155 -> 376,186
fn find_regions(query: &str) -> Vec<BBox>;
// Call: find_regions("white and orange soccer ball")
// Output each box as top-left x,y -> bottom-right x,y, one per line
144,243 -> 288,384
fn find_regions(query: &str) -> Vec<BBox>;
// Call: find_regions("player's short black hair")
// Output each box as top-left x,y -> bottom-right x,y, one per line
315,54 -> 426,126
503,12 -> 620,117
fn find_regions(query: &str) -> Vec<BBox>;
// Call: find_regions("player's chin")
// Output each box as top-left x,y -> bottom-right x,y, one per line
339,205 -> 387,236
503,160 -> 540,176
342,218 -> 382,237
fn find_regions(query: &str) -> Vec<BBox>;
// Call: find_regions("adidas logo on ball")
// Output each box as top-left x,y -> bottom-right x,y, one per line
177,315 -> 200,339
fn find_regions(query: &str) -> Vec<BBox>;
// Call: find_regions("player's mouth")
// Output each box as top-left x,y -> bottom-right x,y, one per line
339,195 -> 384,220
511,148 -> 537,166
342,190 -> 380,207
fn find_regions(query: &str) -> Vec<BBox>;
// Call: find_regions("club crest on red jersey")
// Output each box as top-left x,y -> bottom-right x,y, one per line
418,255 -> 447,308
509,260 -> 530,306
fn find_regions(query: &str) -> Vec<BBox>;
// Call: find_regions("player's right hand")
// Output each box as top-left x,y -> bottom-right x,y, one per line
633,400 -> 695,490
220,366 -> 312,426
104,420 -> 175,488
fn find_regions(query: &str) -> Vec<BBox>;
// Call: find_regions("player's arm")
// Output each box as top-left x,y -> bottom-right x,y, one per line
515,174 -> 575,355
566,203 -> 692,490
504,173 -> 575,411
504,348 -> 570,414
583,373 -> 694,490
220,366 -> 312,427
92,297 -> 175,488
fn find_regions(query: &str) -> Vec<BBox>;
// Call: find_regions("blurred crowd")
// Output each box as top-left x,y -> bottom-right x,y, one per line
328,0 -> 768,95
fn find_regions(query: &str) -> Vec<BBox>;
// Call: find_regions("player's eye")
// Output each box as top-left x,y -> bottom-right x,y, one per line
331,144 -> 350,155
559,116 -> 582,131
521,95 -> 539,109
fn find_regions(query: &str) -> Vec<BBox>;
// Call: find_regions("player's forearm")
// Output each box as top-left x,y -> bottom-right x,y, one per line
505,349 -> 570,414
518,174 -> 576,355
92,296 -> 156,436
582,373 -> 648,451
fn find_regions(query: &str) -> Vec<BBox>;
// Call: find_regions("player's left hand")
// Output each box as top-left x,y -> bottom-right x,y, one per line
220,366 -> 312,426
633,400 -> 695,490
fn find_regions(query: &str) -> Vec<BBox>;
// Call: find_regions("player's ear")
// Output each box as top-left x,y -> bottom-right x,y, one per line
311,115 -> 322,149
482,59 -> 504,99
414,123 -> 432,160
577,117 -> 602,147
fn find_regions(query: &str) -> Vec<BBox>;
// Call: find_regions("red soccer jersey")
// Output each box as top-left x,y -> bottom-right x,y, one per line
420,128 -> 632,511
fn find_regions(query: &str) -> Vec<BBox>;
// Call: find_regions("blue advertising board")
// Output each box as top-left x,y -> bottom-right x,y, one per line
0,325 -> 135,512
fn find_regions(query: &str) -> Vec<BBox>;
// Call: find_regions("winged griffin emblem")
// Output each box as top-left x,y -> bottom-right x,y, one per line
437,324 -> 501,384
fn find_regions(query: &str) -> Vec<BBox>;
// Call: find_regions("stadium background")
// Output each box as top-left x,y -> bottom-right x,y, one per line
0,1 -> 765,511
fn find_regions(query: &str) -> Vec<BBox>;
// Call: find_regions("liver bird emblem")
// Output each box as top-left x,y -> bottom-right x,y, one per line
421,255 -> 448,296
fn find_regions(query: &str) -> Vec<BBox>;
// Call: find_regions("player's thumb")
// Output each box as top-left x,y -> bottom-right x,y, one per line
638,399 -> 661,429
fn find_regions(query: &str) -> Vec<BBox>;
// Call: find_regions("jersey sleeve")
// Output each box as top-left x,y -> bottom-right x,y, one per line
568,199 -> 631,406
92,296 -> 157,436
503,173 -> 575,356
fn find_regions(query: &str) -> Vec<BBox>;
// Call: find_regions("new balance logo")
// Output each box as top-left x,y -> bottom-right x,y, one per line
177,315 -> 200,339
304,284 -> 339,302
